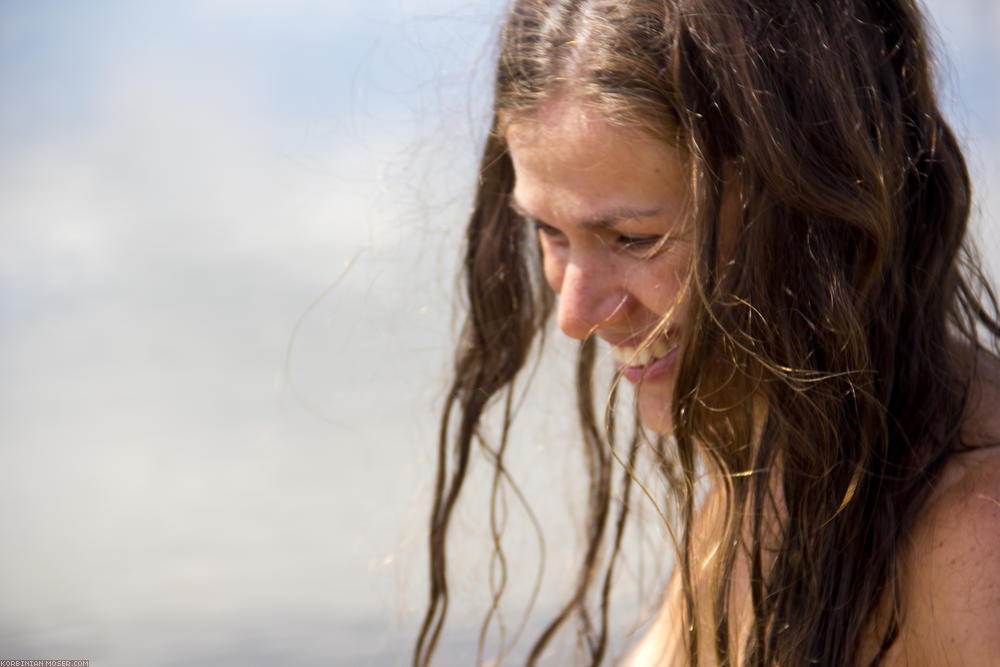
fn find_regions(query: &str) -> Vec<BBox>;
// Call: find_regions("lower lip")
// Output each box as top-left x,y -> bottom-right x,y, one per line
617,345 -> 680,384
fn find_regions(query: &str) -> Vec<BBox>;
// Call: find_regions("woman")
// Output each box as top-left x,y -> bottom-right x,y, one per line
416,0 -> 1000,664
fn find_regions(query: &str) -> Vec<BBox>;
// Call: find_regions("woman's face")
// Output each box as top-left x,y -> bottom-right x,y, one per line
506,100 -> 695,434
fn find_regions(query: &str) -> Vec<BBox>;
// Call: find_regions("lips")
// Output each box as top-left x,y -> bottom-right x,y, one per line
607,333 -> 680,385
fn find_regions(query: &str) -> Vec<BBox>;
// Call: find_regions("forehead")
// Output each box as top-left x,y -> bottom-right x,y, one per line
504,100 -> 691,222
505,99 -> 677,166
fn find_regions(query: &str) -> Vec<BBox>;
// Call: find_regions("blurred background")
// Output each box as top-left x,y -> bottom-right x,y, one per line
0,1 -> 996,665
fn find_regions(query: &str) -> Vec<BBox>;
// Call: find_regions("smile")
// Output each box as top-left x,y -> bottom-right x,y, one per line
610,336 -> 678,369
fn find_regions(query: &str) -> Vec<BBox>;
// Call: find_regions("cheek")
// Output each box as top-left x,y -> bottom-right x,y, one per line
632,249 -> 693,314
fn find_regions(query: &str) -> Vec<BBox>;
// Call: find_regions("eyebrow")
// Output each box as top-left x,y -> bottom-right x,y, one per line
509,196 -> 664,231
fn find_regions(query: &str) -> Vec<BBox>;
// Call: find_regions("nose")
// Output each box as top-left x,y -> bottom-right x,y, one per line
552,256 -> 629,340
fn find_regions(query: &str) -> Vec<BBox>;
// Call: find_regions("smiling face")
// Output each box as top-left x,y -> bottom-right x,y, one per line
506,100 -> 695,434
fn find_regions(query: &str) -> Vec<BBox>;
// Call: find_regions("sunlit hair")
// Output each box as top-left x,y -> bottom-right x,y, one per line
415,0 -> 1000,664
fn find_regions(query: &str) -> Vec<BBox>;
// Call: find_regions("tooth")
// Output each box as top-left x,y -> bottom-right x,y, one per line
611,346 -> 625,363
621,346 -> 636,365
651,338 -> 668,358
635,347 -> 652,366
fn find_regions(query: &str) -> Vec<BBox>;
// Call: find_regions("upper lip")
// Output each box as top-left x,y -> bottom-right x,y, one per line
599,328 -> 675,349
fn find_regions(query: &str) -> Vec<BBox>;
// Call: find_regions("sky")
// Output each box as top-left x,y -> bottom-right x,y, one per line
0,2 -> 997,666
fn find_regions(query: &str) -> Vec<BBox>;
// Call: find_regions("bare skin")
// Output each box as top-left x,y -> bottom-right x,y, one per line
506,97 -> 1000,666
505,99 -> 696,435
625,355 -> 1000,666
874,355 -> 1000,666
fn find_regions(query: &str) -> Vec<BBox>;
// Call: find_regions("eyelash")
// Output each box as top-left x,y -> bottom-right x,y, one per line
616,233 -> 661,249
533,220 -> 561,238
533,220 -> 663,253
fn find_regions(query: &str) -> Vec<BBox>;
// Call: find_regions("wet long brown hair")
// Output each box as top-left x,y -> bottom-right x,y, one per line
414,0 -> 1000,664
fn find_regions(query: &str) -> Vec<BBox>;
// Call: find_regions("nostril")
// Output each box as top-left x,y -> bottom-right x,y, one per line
606,293 -> 630,322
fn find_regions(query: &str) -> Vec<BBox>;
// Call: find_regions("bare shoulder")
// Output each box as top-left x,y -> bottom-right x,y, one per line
961,350 -> 1000,447
889,354 -> 1000,665
891,451 -> 1000,665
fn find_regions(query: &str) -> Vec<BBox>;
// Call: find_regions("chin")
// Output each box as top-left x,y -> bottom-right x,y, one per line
637,387 -> 674,435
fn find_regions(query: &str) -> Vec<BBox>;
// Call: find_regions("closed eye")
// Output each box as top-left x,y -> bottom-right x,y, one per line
616,233 -> 661,249
534,219 -> 565,240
